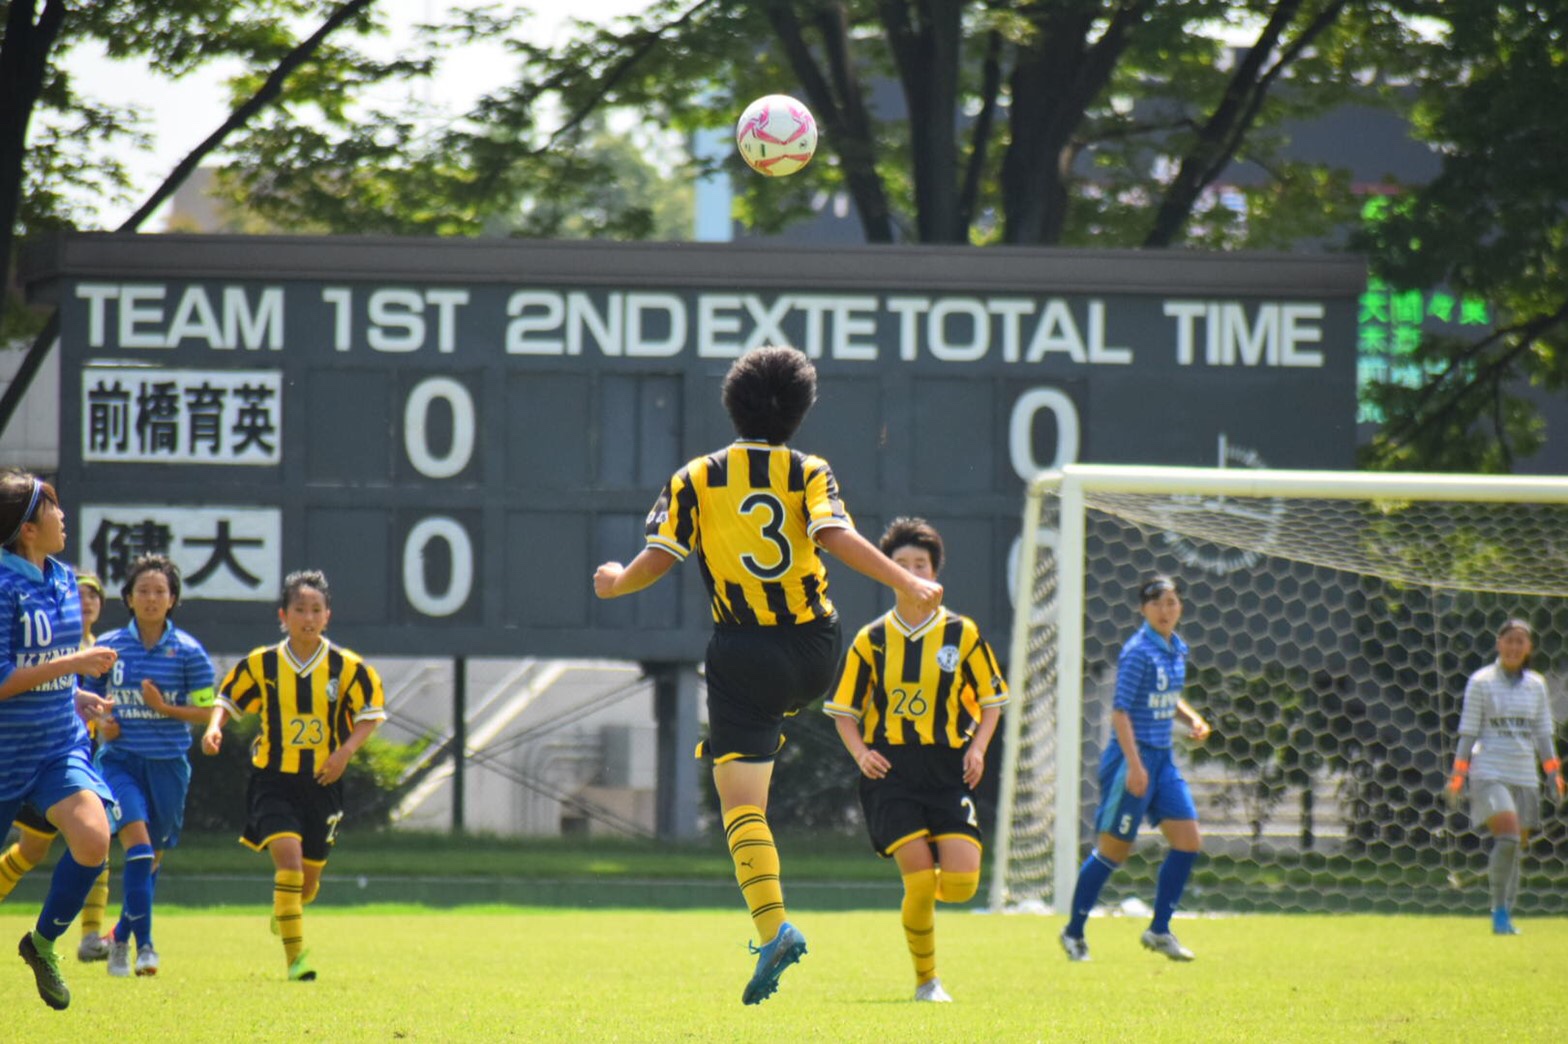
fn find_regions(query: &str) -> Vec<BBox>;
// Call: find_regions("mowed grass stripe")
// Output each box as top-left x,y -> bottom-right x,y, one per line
3,910 -> 1565,1041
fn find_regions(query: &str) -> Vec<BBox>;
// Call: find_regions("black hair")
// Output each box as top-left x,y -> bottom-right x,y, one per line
879,516 -> 944,576
1139,575 -> 1181,604
721,346 -> 818,445
121,553 -> 183,617
280,569 -> 331,610
0,469 -> 57,550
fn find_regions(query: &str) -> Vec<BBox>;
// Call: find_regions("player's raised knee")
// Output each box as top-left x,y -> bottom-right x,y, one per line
936,870 -> 979,903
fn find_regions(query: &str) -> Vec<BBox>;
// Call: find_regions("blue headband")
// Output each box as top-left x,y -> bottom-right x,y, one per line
3,479 -> 42,547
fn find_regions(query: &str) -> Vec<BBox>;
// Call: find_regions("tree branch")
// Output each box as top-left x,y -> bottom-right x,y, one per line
766,1 -> 894,241
537,0 -> 723,155
957,27 -> 1003,233
3,0 -> 377,441
1378,302 -> 1568,447
120,0 -> 380,231
1143,0 -> 1349,247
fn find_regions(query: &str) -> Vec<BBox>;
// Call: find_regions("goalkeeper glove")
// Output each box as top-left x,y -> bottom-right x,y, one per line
1444,759 -> 1469,811
1545,758 -> 1565,800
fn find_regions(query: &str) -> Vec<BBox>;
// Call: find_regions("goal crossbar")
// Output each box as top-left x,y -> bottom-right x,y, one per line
1023,463 -> 1568,504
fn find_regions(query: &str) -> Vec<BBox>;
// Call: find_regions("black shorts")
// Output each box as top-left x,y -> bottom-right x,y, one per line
860,745 -> 984,858
699,616 -> 842,763
12,802 -> 57,839
240,770 -> 345,864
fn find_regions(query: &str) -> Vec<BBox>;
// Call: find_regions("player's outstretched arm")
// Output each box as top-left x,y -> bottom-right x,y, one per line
0,645 -> 117,701
594,547 -> 678,599
1175,698 -> 1211,742
816,527 -> 941,612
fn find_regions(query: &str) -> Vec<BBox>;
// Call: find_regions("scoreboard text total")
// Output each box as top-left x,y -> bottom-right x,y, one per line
34,236 -> 1363,657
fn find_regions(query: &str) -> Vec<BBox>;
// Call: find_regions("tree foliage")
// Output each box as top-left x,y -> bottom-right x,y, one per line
8,1 -> 1567,469
0,0 -> 394,340
222,0 -> 1422,253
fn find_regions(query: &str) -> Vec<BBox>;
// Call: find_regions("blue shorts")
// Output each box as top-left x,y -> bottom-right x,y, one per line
96,746 -> 191,850
1095,743 -> 1197,841
0,742 -> 116,834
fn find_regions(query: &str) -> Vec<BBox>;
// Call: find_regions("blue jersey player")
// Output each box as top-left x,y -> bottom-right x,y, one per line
83,554 -> 215,979
0,471 -> 119,1010
1060,575 -> 1211,963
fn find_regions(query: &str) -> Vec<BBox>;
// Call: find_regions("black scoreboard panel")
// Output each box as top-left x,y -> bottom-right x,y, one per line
22,235 -> 1363,659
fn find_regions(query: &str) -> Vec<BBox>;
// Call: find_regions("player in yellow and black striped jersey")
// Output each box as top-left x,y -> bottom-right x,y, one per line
646,441 -> 848,626
215,639 -> 384,777
202,569 -> 385,983
825,517 -> 1006,1004
595,346 -> 942,1007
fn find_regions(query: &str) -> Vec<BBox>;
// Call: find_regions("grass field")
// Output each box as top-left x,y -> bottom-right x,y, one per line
4,906 -> 1566,1041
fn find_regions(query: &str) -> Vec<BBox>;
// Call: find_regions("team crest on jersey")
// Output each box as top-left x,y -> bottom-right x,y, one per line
325,678 -> 340,704
936,645 -> 960,672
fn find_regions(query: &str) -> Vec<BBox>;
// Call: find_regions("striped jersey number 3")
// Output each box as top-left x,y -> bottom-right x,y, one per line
739,493 -> 791,580
287,716 -> 325,747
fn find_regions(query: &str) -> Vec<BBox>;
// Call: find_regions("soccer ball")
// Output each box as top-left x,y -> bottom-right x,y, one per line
735,95 -> 818,177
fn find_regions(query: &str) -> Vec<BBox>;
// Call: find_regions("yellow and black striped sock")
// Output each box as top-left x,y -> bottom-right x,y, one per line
0,842 -> 37,901
273,869 -> 305,965
936,870 -> 979,904
901,868 -> 938,985
724,805 -> 786,944
80,867 -> 110,934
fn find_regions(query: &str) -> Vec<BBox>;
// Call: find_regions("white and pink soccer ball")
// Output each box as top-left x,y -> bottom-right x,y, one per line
735,94 -> 818,177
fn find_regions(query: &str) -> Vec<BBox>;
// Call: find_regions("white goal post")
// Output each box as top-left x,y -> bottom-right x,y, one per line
991,464 -> 1568,914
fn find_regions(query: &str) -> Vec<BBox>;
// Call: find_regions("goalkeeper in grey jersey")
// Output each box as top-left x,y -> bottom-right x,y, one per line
1444,618 -> 1563,935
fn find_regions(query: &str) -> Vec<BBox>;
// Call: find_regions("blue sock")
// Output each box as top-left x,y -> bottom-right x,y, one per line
121,845 -> 156,950
1065,849 -> 1119,938
1151,849 -> 1198,934
35,851 -> 107,943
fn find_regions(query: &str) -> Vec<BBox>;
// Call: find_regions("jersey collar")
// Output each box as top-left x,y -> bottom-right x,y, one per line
279,636 -> 330,675
136,619 -> 175,650
1139,621 -> 1179,654
0,548 -> 60,584
891,606 -> 944,640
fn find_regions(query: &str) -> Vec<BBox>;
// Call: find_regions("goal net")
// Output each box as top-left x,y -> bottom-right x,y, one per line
991,464 -> 1568,916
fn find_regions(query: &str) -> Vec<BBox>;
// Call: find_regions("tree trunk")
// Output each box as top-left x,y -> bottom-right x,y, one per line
766,2 -> 897,242
880,0 -> 964,242
1142,0 -> 1347,247
0,0 -> 66,298
1001,1 -> 1150,245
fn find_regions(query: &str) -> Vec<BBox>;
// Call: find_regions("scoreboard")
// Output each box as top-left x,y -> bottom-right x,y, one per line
22,234 -> 1363,659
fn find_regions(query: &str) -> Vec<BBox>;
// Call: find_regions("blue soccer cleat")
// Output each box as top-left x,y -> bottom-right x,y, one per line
742,922 -> 807,1005
1492,908 -> 1520,936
